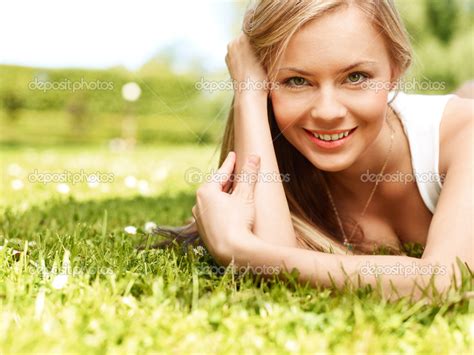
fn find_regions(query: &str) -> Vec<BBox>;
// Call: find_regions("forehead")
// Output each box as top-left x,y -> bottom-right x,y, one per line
278,5 -> 389,70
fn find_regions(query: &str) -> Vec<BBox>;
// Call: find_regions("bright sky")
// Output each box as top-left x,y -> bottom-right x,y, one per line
0,0 -> 245,72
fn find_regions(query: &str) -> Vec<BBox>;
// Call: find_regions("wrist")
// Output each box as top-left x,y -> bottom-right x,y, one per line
229,229 -> 291,279
234,85 -> 269,102
228,229 -> 269,266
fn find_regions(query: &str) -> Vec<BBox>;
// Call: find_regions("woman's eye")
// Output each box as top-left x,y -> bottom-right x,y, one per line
346,72 -> 368,84
284,76 -> 308,87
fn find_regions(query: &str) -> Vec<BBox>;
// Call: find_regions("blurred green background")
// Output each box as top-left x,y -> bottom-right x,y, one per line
0,0 -> 472,148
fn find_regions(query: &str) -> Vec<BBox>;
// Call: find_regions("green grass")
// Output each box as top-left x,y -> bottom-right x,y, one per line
0,144 -> 473,353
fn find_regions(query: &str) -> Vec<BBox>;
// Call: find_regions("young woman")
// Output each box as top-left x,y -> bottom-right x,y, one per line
153,0 -> 473,301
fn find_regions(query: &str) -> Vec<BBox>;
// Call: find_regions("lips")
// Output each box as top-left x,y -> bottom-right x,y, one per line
306,127 -> 356,135
304,127 -> 357,149
304,126 -> 357,140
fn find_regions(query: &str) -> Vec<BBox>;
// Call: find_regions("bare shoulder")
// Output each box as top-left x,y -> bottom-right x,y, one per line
439,95 -> 474,176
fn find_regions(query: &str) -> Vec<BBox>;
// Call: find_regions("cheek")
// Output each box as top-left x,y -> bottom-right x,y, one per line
270,94 -> 305,131
348,90 -> 389,127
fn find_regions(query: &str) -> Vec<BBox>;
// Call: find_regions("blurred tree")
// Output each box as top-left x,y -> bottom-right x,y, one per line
65,93 -> 88,136
1,91 -> 23,121
425,0 -> 460,44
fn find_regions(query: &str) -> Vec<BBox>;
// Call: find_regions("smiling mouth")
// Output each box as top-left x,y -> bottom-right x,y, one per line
305,127 -> 357,142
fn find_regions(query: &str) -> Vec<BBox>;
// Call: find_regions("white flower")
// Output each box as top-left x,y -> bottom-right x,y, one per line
124,176 -> 137,188
193,245 -> 206,257
11,179 -> 24,190
124,226 -> 137,235
57,183 -> 70,194
121,82 -> 141,102
144,221 -> 157,234
51,274 -> 68,289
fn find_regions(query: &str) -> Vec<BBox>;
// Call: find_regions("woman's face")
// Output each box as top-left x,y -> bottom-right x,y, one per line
270,5 -> 397,172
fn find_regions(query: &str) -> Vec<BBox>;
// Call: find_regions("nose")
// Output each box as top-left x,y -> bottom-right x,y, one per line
309,87 -> 347,123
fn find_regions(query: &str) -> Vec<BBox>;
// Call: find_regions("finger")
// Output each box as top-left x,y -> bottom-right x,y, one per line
223,177 -> 233,192
232,154 -> 260,200
206,151 -> 236,191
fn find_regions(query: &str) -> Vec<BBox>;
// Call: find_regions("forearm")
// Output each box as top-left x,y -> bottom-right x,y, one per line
233,91 -> 298,248
232,233 -> 451,302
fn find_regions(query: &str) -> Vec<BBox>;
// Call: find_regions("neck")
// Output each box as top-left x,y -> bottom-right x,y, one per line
323,106 -> 404,205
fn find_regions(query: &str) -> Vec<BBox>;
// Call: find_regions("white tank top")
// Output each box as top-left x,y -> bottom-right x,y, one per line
387,91 -> 456,214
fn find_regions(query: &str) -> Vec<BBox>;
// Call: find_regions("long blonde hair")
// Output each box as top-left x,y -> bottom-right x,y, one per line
149,0 -> 413,255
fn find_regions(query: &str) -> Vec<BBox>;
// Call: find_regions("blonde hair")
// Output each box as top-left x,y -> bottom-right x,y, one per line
150,0 -> 413,256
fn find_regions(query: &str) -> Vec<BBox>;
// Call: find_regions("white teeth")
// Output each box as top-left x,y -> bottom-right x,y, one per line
312,129 -> 352,141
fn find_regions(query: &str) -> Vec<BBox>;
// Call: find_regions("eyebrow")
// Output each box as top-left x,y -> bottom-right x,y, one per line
278,61 -> 377,76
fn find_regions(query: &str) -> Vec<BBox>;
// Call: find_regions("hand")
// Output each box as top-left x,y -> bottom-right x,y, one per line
225,33 -> 269,96
191,151 -> 262,266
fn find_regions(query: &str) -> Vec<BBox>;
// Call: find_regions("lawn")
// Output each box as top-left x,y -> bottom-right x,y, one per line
0,144 -> 472,353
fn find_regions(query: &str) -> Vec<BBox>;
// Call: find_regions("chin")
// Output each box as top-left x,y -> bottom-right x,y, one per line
292,133 -> 359,173
289,139 -> 356,172
309,154 -> 355,172
283,129 -> 361,172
